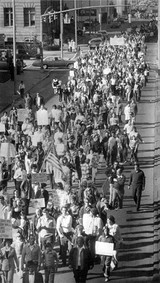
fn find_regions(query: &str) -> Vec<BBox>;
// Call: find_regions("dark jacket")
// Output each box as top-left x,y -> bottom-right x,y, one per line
69,246 -> 93,271
23,272 -> 43,283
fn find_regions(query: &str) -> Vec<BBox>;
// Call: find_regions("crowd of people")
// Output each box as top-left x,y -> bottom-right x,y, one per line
0,29 -> 149,283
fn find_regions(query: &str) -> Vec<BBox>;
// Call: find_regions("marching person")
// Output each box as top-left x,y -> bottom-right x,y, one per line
98,225 -> 115,282
56,205 -> 73,266
21,235 -> 41,273
36,208 -> 56,250
43,242 -> 58,283
128,163 -> 145,211
69,236 -> 94,283
0,238 -> 19,283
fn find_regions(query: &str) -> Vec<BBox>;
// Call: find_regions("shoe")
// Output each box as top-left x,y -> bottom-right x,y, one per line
105,277 -> 109,282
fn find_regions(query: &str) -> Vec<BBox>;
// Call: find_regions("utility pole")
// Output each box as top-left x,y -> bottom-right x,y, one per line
158,0 -> 160,74
74,0 -> 77,50
60,0 -> 63,59
99,0 -> 102,31
40,17 -> 43,69
12,0 -> 16,95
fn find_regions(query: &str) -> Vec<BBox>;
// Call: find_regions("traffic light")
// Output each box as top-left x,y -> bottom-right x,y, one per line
49,15 -> 53,23
54,12 -> 58,20
42,16 -> 47,23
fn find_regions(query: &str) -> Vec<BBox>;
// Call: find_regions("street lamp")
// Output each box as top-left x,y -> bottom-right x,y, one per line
12,0 -> 16,95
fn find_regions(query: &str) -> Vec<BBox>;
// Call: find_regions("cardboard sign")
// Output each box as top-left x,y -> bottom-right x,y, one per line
103,67 -> 111,75
30,198 -> 45,208
37,109 -> 49,125
0,219 -> 12,239
110,36 -> 125,46
32,173 -> 48,183
0,123 -> 5,132
95,241 -> 114,256
0,142 -> 16,158
17,109 -> 28,122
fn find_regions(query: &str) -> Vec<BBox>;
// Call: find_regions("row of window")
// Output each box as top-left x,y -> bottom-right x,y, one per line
4,8 -> 35,27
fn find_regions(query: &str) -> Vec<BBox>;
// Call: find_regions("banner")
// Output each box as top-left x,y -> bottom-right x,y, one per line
17,109 -> 28,122
95,241 -> 114,256
0,219 -> 12,239
0,123 -> 5,132
110,36 -> 125,46
30,198 -> 45,209
32,173 -> 48,183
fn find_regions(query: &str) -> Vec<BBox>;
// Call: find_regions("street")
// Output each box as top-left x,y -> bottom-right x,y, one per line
0,41 -> 158,283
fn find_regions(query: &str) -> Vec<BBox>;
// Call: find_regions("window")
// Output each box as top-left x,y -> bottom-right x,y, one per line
24,8 -> 35,26
4,8 -> 13,26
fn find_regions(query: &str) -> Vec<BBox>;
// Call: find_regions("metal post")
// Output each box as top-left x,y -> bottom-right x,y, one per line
74,0 -> 77,50
89,0 -> 91,35
12,0 -> 16,95
99,0 -> 102,31
60,0 -> 63,59
158,0 -> 160,74
40,17 -> 43,69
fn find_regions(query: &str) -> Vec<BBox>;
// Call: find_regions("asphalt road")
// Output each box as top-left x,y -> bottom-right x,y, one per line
0,42 -> 159,283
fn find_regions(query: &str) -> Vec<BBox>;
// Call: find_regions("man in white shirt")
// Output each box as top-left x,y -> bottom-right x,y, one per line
56,206 -> 73,266
37,208 -> 56,250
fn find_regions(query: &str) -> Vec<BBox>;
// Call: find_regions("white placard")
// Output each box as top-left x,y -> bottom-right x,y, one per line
0,123 -> 5,132
0,219 -> 12,239
17,109 -> 28,122
30,198 -> 45,208
95,241 -> 114,256
37,109 -> 49,125
110,36 -> 125,46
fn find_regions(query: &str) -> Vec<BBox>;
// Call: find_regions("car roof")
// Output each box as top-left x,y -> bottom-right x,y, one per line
44,56 -> 62,60
90,37 -> 102,42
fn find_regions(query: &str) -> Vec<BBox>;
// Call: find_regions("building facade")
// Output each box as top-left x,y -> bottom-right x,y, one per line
0,0 -> 42,43
0,0 -> 128,43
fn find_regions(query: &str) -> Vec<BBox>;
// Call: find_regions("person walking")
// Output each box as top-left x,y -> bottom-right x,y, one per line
0,239 -> 19,283
69,236 -> 94,283
43,242 -> 58,283
128,163 -> 145,211
19,81 -> 25,98
98,225 -> 115,282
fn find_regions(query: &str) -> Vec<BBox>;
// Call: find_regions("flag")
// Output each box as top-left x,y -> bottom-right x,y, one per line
46,146 -> 63,173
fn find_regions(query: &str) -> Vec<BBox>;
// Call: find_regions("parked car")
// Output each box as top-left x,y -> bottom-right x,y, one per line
110,20 -> 121,29
88,37 -> 103,49
98,30 -> 108,35
0,61 -> 9,70
32,56 -> 75,69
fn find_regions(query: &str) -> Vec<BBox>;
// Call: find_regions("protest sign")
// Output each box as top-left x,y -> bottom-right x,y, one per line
0,123 -> 5,132
32,173 -> 48,183
110,36 -> 125,46
30,198 -> 45,209
95,241 -> 114,256
17,109 -> 28,122
0,142 -> 16,158
37,109 -> 49,125
0,219 -> 12,239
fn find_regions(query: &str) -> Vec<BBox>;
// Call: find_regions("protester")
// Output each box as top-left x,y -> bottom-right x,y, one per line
69,236 -> 94,283
128,163 -> 145,211
0,239 -> 19,283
